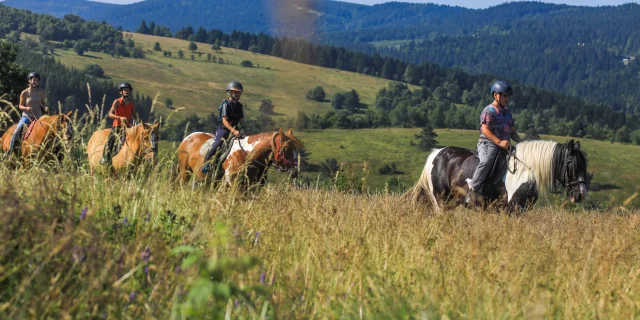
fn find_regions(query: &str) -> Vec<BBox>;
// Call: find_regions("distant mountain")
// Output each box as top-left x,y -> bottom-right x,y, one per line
4,0 -> 640,113
1,0 -> 117,19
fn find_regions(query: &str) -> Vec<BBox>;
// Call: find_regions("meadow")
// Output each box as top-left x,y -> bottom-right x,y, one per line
1,157 -> 640,318
52,32 -> 409,120
0,106 -> 638,318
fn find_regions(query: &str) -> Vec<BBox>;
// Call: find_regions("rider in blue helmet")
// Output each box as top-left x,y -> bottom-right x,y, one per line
465,80 -> 522,204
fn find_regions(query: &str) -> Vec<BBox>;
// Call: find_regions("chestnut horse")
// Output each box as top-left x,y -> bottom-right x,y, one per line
1,111 -> 74,164
87,122 -> 160,174
176,128 -> 303,187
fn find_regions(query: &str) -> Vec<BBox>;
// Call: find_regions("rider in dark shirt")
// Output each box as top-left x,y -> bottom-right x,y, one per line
201,81 -> 249,173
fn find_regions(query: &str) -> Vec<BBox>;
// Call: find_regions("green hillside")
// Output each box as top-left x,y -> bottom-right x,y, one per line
53,32 -> 409,121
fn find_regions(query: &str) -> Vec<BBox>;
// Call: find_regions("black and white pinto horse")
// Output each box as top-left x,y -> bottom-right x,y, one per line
409,140 -> 588,213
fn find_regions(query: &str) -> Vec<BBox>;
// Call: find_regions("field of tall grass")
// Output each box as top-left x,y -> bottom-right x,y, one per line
1,105 -> 639,318
2,158 -> 640,318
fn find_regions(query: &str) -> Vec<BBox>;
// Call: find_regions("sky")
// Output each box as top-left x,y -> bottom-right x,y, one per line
90,0 -> 640,8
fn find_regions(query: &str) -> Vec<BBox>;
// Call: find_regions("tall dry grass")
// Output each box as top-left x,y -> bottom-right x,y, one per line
1,158 -> 640,318
1,99 -> 640,318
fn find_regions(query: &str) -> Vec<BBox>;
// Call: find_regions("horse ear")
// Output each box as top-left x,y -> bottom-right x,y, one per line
567,139 -> 574,149
575,141 -> 580,150
286,128 -> 293,136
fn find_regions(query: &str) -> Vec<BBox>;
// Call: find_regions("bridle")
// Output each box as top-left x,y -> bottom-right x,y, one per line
271,133 -> 298,172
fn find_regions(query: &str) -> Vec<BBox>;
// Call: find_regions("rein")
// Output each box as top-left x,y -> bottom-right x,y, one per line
506,145 -> 532,174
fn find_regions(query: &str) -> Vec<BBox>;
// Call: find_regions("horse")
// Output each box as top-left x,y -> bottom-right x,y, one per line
1,111 -> 75,165
87,122 -> 160,174
176,128 -> 303,188
409,139 -> 588,213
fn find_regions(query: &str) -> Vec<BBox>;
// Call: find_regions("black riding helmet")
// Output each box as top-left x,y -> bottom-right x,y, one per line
119,82 -> 133,92
27,72 -> 41,80
490,80 -> 513,96
226,81 -> 243,92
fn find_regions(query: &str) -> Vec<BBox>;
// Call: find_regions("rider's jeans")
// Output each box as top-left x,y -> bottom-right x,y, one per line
469,140 -> 503,190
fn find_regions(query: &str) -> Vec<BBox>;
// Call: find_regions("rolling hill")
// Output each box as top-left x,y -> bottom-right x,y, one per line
51,32 -> 415,120
5,0 -> 640,115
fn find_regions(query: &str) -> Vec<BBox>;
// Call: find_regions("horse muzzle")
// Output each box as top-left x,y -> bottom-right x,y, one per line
570,183 -> 587,203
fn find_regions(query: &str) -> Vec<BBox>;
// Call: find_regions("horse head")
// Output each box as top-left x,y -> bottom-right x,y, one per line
271,128 -> 304,172
138,121 -> 160,164
56,110 -> 75,144
562,139 -> 588,203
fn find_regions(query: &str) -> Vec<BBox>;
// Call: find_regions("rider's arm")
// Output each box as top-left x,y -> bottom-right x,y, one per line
222,117 -> 240,136
18,90 -> 29,112
239,118 -> 249,133
510,130 -> 523,143
132,107 -> 140,124
40,90 -> 49,113
481,124 -> 509,149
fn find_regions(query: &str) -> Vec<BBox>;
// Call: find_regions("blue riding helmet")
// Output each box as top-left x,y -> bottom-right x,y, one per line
490,80 -> 513,96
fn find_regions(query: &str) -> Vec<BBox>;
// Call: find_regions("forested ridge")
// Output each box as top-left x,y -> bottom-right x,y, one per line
2,4 -> 640,144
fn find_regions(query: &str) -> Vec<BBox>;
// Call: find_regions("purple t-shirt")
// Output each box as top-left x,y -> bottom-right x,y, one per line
478,104 -> 514,143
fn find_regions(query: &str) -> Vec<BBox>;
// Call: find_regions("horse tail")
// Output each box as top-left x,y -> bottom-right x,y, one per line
406,148 -> 441,213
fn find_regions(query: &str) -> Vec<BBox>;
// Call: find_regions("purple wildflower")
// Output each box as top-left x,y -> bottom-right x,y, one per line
144,212 -> 151,222
253,232 -> 261,246
234,299 -> 239,308
260,272 -> 266,284
144,266 -> 149,275
122,217 -> 128,225
73,245 -> 86,262
175,266 -> 181,273
80,207 -> 88,220
129,292 -> 136,303
141,247 -> 151,261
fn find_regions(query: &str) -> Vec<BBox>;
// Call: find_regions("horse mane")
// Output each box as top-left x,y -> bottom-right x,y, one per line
514,140 -> 558,196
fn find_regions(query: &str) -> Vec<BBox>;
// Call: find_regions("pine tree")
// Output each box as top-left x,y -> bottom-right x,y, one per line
415,124 -> 438,151
136,20 -> 149,34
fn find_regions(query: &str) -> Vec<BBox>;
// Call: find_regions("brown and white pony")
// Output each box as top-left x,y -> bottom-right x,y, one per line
87,122 -> 160,174
176,128 -> 303,187
1,111 -> 74,164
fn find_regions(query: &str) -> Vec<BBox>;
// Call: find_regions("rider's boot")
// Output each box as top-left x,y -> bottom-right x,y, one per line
5,134 -> 19,160
464,178 -> 478,205
100,135 -> 115,166
201,144 -> 219,174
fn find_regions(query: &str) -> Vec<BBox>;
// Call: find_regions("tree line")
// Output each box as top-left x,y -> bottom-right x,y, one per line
136,20 -> 640,142
0,5 -> 143,58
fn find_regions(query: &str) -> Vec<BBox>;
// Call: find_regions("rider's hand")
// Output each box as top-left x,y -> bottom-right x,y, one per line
25,107 -> 32,112
121,117 -> 128,125
498,140 -> 510,149
233,130 -> 241,137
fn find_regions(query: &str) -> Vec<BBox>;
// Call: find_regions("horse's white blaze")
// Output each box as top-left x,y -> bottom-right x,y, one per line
425,148 -> 444,213
504,159 -> 536,202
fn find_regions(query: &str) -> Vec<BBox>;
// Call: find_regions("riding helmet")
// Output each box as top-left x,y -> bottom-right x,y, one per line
27,72 -> 41,80
490,80 -> 513,96
226,81 -> 243,92
119,82 -> 133,92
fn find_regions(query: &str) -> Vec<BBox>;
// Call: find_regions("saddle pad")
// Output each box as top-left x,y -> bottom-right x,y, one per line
23,121 -> 37,139
198,137 -> 235,161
